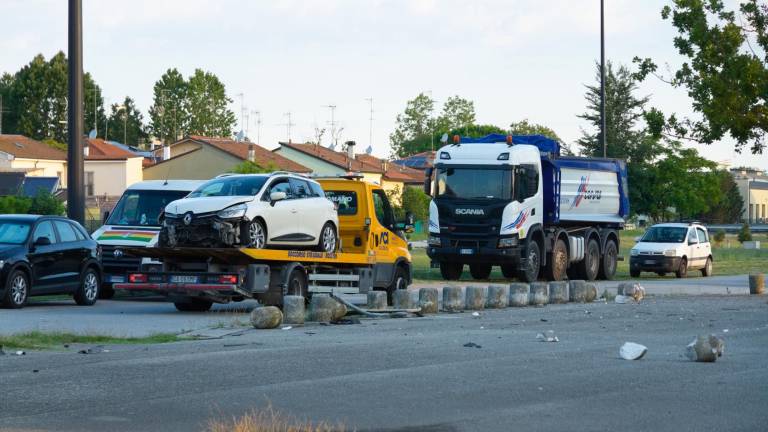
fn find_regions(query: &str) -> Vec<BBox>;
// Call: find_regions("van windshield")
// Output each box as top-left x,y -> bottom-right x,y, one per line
640,227 -> 687,243
435,167 -> 512,200
107,190 -> 191,226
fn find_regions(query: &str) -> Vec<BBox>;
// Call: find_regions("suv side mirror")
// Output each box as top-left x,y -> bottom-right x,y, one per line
34,236 -> 52,246
270,191 -> 287,202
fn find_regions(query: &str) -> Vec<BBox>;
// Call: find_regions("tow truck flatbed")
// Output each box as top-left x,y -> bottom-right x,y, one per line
121,247 -> 376,265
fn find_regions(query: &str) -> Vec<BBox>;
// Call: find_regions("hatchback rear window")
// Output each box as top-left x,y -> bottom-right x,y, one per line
325,190 -> 357,215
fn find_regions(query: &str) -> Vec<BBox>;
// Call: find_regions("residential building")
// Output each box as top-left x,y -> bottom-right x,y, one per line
355,153 -> 425,203
143,136 -> 310,181
394,151 -> 436,171
732,167 -> 768,224
84,138 -> 144,197
0,134 -> 67,186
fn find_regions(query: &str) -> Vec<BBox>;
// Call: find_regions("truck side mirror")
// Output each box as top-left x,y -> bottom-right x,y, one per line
423,167 -> 433,195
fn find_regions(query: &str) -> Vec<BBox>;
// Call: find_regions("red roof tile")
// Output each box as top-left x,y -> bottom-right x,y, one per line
0,134 -> 66,161
85,138 -> 140,160
279,142 -> 383,173
187,136 -> 310,172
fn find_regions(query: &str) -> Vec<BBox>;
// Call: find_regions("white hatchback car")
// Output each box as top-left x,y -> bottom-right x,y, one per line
159,173 -> 339,252
629,223 -> 713,278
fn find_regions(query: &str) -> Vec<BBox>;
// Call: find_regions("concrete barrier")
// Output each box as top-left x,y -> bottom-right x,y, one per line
393,289 -> 415,309
308,294 -> 337,322
419,288 -> 439,314
618,282 -> 636,296
569,280 -> 588,303
509,283 -> 530,307
250,306 -> 283,329
367,291 -> 388,309
486,285 -> 508,309
749,273 -> 765,295
282,295 -> 305,325
465,286 -> 486,310
530,282 -> 549,305
549,281 -> 569,304
585,283 -> 598,302
442,286 -> 464,312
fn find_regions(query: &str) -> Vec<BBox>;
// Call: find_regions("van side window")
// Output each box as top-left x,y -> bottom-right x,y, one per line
54,220 -> 79,242
308,182 -> 325,198
289,178 -> 310,198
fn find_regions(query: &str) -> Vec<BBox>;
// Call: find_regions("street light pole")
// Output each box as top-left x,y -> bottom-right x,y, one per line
600,0 -> 607,158
67,0 -> 85,224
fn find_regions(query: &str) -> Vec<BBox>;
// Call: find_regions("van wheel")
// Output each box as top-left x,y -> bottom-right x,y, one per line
174,298 -> 213,312
316,223 -> 338,253
2,270 -> 29,309
501,264 -> 516,279
74,268 -> 100,306
598,239 -> 618,280
578,239 -> 600,281
544,238 -> 568,281
518,241 -> 540,283
675,258 -> 688,279
439,262 -> 463,280
701,257 -> 713,277
469,264 -> 492,280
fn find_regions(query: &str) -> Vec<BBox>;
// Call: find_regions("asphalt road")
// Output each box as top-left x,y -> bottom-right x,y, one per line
2,295 -> 767,431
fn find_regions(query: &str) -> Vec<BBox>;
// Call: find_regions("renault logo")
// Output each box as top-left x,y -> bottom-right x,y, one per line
113,248 -> 124,259
183,212 -> 194,225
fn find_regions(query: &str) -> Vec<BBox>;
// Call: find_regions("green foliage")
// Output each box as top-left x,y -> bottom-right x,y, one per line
389,92 -> 437,157
633,0 -> 768,154
437,95 -> 476,133
509,119 -> 563,142
149,68 -> 188,144
231,160 -> 277,174
738,223 -> 753,243
185,69 -> 237,137
29,190 -> 65,215
714,229 -> 726,245
0,195 -> 31,214
401,186 -> 430,221
106,96 -> 148,146
701,171 -> 744,223
41,138 -> 66,151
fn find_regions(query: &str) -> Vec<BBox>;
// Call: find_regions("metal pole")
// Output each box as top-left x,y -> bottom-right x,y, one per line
124,110 -> 127,145
600,0 -> 607,158
67,0 -> 85,224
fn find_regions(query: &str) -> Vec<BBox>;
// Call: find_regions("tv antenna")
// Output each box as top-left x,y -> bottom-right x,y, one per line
251,110 -> 262,144
364,97 -> 374,150
280,112 -> 295,142
324,104 -> 337,144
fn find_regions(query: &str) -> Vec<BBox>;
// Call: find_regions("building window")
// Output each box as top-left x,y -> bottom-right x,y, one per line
85,171 -> 95,197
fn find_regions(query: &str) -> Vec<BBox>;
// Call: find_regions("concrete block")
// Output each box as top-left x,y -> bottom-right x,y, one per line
282,295 -> 305,325
569,280 -> 587,302
486,285 -> 508,309
549,281 -> 569,304
393,289 -> 415,309
465,286 -> 486,310
509,283 -> 530,307
585,283 -> 598,302
530,282 -> 549,305
419,288 -> 439,314
308,294 -> 336,322
367,291 -> 388,310
749,273 -> 765,295
442,286 -> 464,312
250,306 -> 283,329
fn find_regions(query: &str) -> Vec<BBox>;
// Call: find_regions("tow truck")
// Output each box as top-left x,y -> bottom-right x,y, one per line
114,176 -> 414,311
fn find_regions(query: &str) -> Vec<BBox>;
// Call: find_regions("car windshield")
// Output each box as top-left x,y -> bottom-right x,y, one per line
188,176 -> 268,198
435,167 -> 512,200
107,189 -> 191,226
640,227 -> 687,243
0,221 -> 31,244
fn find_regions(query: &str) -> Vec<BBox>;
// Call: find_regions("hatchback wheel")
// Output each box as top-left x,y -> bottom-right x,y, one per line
317,223 -> 338,253
246,220 -> 267,249
2,270 -> 29,309
75,268 -> 100,306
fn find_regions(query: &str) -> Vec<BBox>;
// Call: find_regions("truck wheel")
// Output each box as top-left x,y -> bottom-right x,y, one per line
174,298 -> 213,312
469,264 -> 492,280
501,264 -> 516,279
598,239 -> 618,280
439,262 -> 463,280
386,266 -> 409,304
544,238 -> 568,281
99,283 -> 115,299
675,257 -> 688,279
578,239 -> 600,281
518,241 -> 540,283
701,257 -> 713,277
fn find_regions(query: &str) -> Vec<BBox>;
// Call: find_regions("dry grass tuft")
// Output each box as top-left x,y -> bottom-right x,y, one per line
207,406 -> 346,432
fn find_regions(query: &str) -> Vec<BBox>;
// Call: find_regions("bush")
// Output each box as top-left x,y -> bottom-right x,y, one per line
0,191 -> 64,216
401,186 -> 430,221
737,223 -> 752,243
0,195 -> 32,214
713,229 -> 726,245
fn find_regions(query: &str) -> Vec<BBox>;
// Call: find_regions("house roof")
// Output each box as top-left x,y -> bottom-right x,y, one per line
0,134 -> 66,161
394,151 -> 436,170
86,138 -> 141,160
355,154 -> 424,183
278,142 -> 383,173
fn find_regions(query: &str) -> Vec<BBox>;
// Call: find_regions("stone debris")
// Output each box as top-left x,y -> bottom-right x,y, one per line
686,335 -> 725,362
78,346 -> 108,355
249,306 -> 283,329
471,311 -> 481,317
442,286 -> 464,312
281,326 -> 293,330
619,342 -> 648,360
618,282 -> 646,302
463,342 -> 482,349
614,295 -> 629,304
536,330 -> 559,342
15,350 -> 26,356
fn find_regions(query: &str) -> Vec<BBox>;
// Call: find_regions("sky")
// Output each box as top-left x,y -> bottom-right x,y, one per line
1,0 -> 766,169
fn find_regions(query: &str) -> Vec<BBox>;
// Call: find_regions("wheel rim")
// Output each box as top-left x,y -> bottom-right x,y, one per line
588,244 -> 599,276
606,244 -> 617,276
249,222 -> 265,249
527,246 -> 539,278
84,272 -> 98,301
10,274 -> 26,305
395,276 -> 406,290
322,225 -> 336,253
289,276 -> 304,296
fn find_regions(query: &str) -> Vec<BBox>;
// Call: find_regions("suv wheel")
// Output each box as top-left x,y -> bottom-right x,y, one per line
245,220 -> 267,249
2,270 -> 29,309
317,223 -> 338,253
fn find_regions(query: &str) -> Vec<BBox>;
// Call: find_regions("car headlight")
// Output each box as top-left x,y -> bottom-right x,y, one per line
217,203 -> 247,219
498,236 -> 519,248
630,249 -> 639,256
664,249 -> 677,257
428,235 -> 441,246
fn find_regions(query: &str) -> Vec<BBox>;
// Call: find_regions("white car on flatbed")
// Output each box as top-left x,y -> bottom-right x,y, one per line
159,172 -> 339,252
629,222 -> 713,278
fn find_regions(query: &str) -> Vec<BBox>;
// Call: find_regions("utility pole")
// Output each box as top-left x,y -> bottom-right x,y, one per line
365,97 -> 374,150
67,0 -> 85,224
324,104 -> 337,146
251,110 -> 261,144
237,92 -> 245,136
93,87 -> 98,136
600,0 -> 607,158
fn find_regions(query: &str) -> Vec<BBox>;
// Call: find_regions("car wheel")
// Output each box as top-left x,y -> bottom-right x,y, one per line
701,257 -> 713,277
74,268 -> 100,306
245,219 -> 267,249
598,239 -> 618,280
2,270 -> 29,309
501,264 -> 516,279
544,238 -> 568,281
518,240 -> 541,283
469,263 -> 492,280
174,298 -> 213,312
317,223 -> 338,253
439,262 -> 463,280
675,257 -> 688,278
630,269 -> 641,278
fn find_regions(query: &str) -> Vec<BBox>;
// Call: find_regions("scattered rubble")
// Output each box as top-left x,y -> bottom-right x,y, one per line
250,306 -> 283,329
463,342 -> 482,349
15,350 -> 26,356
618,282 -> 646,302
619,342 -> 648,360
536,330 -> 559,342
686,335 -> 725,362
78,346 -> 110,355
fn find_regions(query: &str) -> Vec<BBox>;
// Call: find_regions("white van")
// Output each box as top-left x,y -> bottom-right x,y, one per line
91,180 -> 204,298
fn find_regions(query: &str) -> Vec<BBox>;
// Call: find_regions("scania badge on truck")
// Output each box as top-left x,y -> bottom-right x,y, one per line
425,134 -> 629,282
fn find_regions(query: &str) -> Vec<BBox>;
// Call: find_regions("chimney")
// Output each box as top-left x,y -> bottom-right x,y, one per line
83,143 -> 89,157
248,144 -> 256,162
381,160 -> 388,172
163,145 -> 171,161
345,140 -> 356,159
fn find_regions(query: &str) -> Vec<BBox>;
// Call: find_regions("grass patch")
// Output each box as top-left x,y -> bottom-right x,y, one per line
0,330 -> 183,350
207,406 -> 346,432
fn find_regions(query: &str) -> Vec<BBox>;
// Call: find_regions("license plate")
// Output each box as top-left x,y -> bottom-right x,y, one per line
460,248 -> 474,255
107,275 -> 125,283
170,275 -> 199,284
644,260 -> 655,265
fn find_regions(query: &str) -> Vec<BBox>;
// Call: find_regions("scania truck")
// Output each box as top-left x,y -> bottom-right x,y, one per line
425,134 -> 628,282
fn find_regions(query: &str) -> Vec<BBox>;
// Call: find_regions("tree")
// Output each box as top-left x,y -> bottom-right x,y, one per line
634,0 -> 768,154
401,186 -> 431,222
389,92 -> 436,157
149,68 -> 188,144
509,119 -> 563,142
738,222 -> 753,243
106,96 -> 147,146
231,160 -> 277,174
700,171 -> 744,223
436,95 -> 476,133
185,69 -> 236,138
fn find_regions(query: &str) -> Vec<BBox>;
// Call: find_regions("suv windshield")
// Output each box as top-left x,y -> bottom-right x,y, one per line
188,176 -> 268,198
640,226 -> 687,243
435,167 -> 512,200
107,190 -> 191,226
0,221 -> 31,244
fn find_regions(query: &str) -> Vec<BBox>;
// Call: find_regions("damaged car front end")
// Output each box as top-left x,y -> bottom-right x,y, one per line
161,203 -> 250,248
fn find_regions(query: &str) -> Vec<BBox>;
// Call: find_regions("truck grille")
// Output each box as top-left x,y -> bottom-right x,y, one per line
101,245 -> 142,273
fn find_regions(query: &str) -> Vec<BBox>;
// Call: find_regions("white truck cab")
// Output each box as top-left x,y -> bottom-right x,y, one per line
629,222 -> 713,278
91,180 -> 204,297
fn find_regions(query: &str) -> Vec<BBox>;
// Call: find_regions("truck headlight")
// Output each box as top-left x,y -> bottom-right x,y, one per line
498,236 -> 519,248
217,203 -> 247,219
630,249 -> 639,256
664,249 -> 677,257
428,235 -> 441,246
